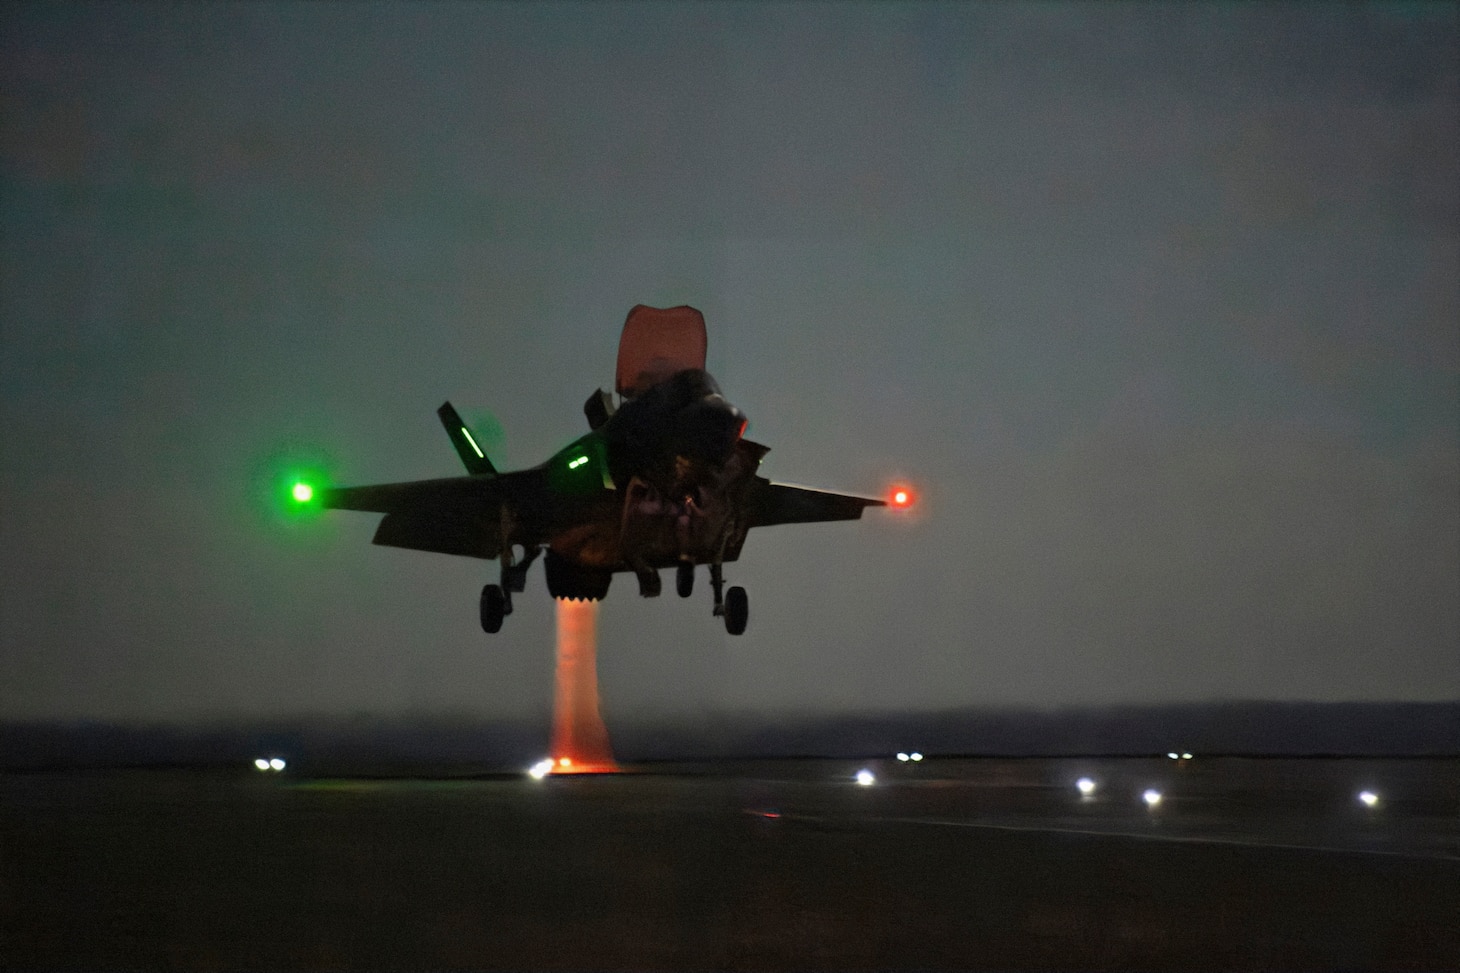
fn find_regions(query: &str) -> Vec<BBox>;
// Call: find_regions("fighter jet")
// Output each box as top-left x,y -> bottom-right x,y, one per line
297,305 -> 909,634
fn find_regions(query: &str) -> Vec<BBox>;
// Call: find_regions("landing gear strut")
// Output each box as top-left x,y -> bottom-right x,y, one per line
503,545 -> 540,595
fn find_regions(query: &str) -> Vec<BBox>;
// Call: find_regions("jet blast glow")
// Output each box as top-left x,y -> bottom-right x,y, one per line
549,599 -> 619,774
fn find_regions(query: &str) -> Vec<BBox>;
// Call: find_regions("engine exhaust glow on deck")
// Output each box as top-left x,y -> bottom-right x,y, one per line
548,598 -> 619,774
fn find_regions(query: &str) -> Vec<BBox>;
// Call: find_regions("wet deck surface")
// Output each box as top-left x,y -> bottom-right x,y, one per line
4,757 -> 1457,970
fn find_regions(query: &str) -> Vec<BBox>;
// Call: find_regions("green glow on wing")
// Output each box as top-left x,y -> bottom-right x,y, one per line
461,426 -> 485,459
292,482 -> 314,502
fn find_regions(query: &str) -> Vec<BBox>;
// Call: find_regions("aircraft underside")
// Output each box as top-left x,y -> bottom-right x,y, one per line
489,444 -> 761,635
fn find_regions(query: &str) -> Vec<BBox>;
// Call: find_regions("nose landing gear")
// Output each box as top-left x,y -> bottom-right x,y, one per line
636,569 -> 662,598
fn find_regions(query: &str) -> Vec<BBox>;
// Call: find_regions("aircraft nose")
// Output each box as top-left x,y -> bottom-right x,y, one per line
676,396 -> 747,462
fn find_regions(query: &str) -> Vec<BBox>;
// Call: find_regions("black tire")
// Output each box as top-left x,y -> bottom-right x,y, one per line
676,562 -> 695,598
480,584 -> 507,633
725,585 -> 748,635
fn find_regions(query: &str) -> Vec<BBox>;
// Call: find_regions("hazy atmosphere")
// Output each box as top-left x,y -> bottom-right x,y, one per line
3,2 -> 1456,727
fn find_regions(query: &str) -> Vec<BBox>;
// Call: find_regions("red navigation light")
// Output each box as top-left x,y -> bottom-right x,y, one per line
889,485 -> 915,509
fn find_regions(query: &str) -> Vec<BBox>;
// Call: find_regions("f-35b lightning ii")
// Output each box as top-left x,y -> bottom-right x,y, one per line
296,305 -> 910,634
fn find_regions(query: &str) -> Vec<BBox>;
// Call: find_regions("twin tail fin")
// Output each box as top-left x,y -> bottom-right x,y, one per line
437,401 -> 497,476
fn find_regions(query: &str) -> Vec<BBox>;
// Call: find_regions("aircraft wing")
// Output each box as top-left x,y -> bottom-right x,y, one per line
745,480 -> 886,528
321,476 -> 506,560
321,476 -> 494,515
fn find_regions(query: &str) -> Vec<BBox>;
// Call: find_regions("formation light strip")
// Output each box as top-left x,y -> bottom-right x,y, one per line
461,427 -> 485,459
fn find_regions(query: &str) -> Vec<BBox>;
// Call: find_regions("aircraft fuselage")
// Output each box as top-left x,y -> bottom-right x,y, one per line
527,368 -> 760,576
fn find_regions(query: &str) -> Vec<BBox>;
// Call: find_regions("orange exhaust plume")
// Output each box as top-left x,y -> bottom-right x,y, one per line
549,598 -> 619,774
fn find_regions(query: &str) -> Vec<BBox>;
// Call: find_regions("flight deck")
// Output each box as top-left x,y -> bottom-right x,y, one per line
4,757 -> 1456,970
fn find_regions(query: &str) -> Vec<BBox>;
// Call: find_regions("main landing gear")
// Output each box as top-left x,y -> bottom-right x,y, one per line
480,584 -> 507,633
724,586 -> 748,635
479,547 -> 748,636
709,563 -> 749,636
481,545 -> 542,633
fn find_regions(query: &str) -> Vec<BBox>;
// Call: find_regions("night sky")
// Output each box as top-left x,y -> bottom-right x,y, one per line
3,3 -> 1456,726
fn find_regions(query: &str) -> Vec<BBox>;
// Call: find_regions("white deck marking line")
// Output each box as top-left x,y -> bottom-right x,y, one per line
787,813 -> 1459,862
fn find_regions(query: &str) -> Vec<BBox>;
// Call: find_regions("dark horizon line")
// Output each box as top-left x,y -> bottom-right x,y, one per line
2,699 -> 1455,771
5,697 -> 1456,729
4,752 -> 1459,778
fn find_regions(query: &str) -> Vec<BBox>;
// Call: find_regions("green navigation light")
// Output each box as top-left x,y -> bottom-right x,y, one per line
461,427 -> 485,459
567,455 -> 588,469
260,449 -> 334,528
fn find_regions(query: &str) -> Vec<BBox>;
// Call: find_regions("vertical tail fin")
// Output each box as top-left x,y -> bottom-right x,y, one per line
437,402 -> 497,476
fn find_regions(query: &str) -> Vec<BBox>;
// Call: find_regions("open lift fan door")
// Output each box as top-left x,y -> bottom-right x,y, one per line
615,305 -> 707,398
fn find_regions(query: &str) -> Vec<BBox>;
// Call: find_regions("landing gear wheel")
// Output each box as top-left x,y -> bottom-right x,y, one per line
637,570 -> 662,598
676,562 -> 695,598
480,584 -> 507,633
724,586 -> 748,636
